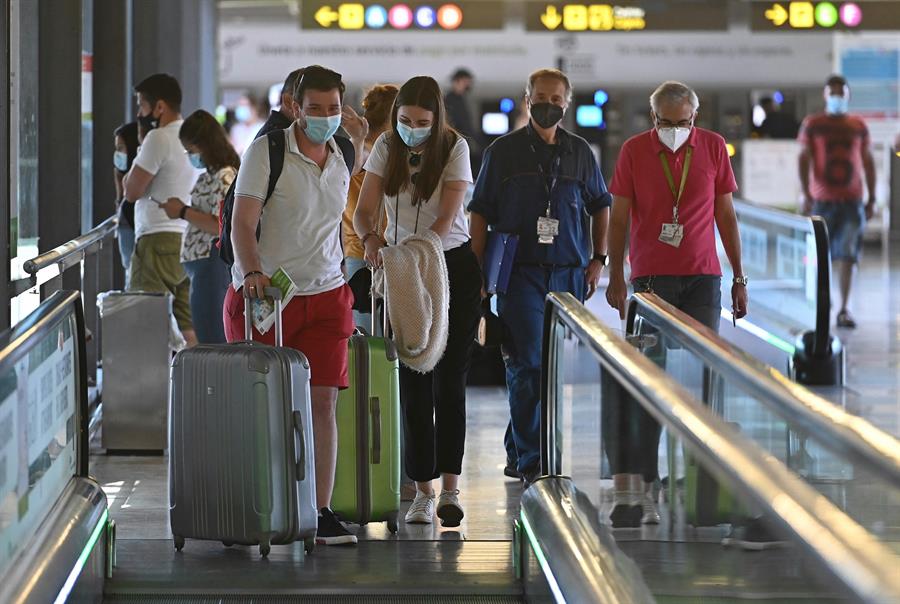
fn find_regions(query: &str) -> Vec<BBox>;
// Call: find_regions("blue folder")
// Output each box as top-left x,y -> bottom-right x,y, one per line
483,232 -> 519,295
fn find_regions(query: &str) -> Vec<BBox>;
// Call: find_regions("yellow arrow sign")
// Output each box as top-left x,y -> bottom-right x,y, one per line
765,3 -> 788,26
541,5 -> 563,30
315,5 -> 339,28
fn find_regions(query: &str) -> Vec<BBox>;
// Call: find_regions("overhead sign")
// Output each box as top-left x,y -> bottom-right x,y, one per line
752,2 -> 900,31
300,2 -> 505,30
525,2 -> 728,32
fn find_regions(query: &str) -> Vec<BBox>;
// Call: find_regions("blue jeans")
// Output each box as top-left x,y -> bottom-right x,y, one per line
183,255 -> 231,344
117,224 -> 135,287
497,265 -> 585,475
813,201 -> 865,263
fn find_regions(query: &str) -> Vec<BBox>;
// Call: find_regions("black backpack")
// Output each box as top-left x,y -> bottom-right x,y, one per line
217,131 -> 356,266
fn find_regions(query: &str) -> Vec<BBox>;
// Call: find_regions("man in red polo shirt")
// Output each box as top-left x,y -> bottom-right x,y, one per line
798,74 -> 876,329
605,81 -> 761,544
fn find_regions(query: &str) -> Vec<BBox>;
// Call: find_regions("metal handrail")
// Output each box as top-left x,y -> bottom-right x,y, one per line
23,214 -> 118,275
627,292 -> 900,486
542,292 -> 900,603
733,198 -> 811,231
518,477 -> 654,604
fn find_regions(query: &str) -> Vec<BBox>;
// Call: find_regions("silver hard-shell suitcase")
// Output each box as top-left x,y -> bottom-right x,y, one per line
169,287 -> 317,557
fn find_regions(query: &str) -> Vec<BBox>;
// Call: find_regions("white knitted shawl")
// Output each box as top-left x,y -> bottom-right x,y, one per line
374,230 -> 449,373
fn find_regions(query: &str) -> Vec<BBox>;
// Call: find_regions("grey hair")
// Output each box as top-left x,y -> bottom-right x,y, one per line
525,68 -> 573,103
650,81 -> 699,114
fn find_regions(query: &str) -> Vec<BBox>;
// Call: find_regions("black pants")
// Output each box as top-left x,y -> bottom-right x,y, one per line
400,243 -> 481,481
602,275 -> 721,481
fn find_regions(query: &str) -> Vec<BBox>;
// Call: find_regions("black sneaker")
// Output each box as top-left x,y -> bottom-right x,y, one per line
722,517 -> 789,551
316,507 -> 357,546
504,457 -> 522,479
610,504 -> 642,528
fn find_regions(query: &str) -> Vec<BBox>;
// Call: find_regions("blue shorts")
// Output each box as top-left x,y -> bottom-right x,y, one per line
813,201 -> 865,263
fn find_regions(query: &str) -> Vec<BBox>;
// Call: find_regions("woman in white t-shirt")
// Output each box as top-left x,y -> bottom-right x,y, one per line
354,76 -> 481,529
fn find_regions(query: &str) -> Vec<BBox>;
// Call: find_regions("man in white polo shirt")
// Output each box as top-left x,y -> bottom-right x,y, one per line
225,65 -> 358,546
123,73 -> 198,346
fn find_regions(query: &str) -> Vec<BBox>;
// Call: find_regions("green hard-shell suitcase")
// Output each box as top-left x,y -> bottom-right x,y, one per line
331,331 -> 401,532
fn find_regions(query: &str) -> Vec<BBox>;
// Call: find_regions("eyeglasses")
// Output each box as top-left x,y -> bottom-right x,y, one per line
655,117 -> 694,128
409,152 -> 422,167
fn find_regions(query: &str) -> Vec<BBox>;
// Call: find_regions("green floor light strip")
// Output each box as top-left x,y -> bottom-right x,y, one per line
722,309 -> 796,356
54,508 -> 108,604
519,509 -> 566,604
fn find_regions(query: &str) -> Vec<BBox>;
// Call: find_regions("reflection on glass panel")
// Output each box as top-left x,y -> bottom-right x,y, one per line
9,0 -> 40,281
717,206 -> 817,334
0,312 -> 79,576
547,310 -> 858,600
632,307 -> 900,558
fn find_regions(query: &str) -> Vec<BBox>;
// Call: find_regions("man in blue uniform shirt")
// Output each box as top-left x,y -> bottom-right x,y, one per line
469,68 -> 611,486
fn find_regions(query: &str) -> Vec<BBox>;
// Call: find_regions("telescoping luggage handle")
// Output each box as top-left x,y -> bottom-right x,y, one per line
243,286 -> 284,347
369,267 -> 389,337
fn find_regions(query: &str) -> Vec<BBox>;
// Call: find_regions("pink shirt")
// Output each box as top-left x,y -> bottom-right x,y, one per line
798,113 -> 869,203
609,128 -> 737,279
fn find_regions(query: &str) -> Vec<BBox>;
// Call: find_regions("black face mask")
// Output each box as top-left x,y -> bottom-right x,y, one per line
530,102 -> 564,129
137,111 -> 159,135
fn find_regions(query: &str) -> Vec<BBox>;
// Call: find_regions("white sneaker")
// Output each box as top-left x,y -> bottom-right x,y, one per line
641,491 -> 660,525
405,491 -> 435,524
436,490 -> 464,527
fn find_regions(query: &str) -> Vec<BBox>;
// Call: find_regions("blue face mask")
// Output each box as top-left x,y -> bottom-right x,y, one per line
188,152 -> 206,170
826,95 -> 849,115
113,151 -> 129,173
235,105 -> 253,123
303,114 -> 342,144
397,122 -> 432,148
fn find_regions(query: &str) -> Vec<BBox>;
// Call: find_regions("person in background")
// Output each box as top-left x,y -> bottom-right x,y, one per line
228,65 -> 357,545
758,97 -> 799,140
354,76 -> 480,528
113,122 -> 139,284
468,68 -> 611,487
444,68 -> 481,173
342,84 -> 399,328
229,93 -> 266,156
123,73 -> 198,347
798,74 -> 876,329
159,110 -> 239,344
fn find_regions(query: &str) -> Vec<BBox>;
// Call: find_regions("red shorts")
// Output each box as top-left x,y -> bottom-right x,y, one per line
223,284 -> 354,389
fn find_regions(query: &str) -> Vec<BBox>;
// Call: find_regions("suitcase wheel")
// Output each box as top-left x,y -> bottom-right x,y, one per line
174,536 -> 185,552
259,539 -> 271,558
387,513 -> 399,535
304,537 -> 315,554
222,541 -> 234,547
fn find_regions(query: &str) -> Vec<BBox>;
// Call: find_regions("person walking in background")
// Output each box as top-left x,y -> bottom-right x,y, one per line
229,93 -> 266,156
469,68 -> 611,488
123,73 -> 199,347
758,96 -> 799,139
342,84 -> 399,329
159,110 -> 239,344
113,122 -> 139,284
798,74 -> 877,329
354,76 -> 481,528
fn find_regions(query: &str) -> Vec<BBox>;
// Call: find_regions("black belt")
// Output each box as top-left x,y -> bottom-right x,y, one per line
444,239 -> 472,260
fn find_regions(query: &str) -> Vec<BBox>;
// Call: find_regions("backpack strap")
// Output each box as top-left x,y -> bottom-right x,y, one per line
264,130 -> 286,205
334,135 -> 356,176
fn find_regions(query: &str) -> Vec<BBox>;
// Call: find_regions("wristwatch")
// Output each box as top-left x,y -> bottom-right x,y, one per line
592,253 -> 608,266
733,275 -> 749,286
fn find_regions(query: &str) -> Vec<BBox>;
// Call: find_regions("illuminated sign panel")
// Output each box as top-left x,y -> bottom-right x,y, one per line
301,2 -> 505,30
525,2 -> 728,32
751,2 -> 900,31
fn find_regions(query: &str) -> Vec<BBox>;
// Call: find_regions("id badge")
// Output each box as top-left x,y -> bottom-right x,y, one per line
658,222 -> 684,248
537,216 -> 559,245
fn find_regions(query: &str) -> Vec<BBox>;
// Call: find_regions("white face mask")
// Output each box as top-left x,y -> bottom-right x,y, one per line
657,126 -> 692,152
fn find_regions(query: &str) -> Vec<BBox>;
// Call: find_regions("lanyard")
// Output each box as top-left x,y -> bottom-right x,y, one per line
531,144 -> 562,217
658,146 -> 692,224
